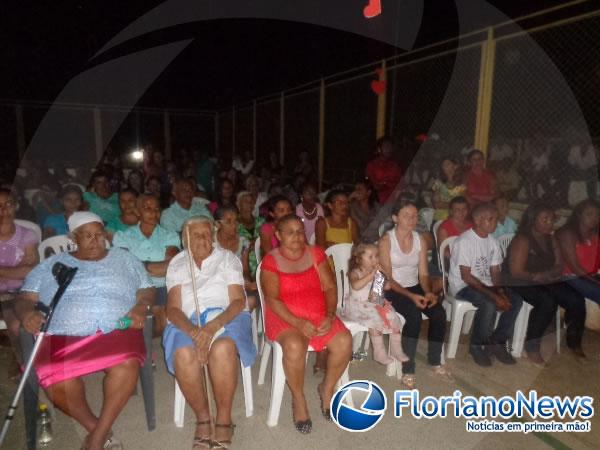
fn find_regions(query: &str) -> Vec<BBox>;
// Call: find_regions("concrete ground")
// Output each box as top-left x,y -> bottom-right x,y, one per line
1,325 -> 599,450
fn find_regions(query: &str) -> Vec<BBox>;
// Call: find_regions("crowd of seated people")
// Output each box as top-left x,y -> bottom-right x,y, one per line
0,137 -> 598,448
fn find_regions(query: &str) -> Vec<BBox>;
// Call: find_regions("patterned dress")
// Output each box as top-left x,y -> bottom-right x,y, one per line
340,269 -> 404,333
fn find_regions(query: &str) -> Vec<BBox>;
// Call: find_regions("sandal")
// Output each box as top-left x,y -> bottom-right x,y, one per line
431,365 -> 454,383
317,384 -> 332,422
81,432 -> 123,450
292,401 -> 312,434
400,374 -> 417,389
193,420 -> 212,449
211,423 -> 235,449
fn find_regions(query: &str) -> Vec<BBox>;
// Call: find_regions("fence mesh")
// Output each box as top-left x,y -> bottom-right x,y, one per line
170,113 -> 214,156
386,46 -> 481,175
255,99 -> 280,167
325,76 -> 378,184
218,110 -> 234,160
2,9 -> 600,209
234,107 -> 253,158
284,89 -> 320,179
0,106 -> 17,167
490,14 -> 600,209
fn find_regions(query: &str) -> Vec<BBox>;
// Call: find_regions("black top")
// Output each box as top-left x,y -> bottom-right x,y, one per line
505,233 -> 555,285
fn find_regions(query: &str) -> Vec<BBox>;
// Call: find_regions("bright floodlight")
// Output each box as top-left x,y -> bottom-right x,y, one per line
131,149 -> 144,161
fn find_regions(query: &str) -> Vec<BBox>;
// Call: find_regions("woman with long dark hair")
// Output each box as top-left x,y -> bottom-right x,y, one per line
507,204 -> 586,363
209,178 -> 236,216
557,199 -> 600,304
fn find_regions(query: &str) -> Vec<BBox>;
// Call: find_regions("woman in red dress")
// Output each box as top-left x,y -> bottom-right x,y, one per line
260,215 -> 351,434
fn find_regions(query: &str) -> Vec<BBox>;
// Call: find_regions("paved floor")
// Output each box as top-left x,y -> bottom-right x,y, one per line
1,326 -> 599,450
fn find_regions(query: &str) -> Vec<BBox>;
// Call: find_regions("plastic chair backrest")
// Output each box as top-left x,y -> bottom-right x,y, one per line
432,220 -> 444,246
378,222 -> 391,238
497,233 -> 515,259
38,235 -> 76,261
256,263 -> 267,335
324,243 -> 353,307
439,236 -> 457,296
15,219 -> 42,243
255,237 -> 262,263
420,207 -> 435,231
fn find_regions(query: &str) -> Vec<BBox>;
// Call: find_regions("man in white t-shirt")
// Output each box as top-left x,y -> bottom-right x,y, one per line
448,203 -> 523,367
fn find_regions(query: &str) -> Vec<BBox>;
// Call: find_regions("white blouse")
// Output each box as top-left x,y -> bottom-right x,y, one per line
388,229 -> 421,288
166,246 -> 244,319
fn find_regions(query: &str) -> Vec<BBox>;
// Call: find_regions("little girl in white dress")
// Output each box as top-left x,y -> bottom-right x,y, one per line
341,243 -> 408,365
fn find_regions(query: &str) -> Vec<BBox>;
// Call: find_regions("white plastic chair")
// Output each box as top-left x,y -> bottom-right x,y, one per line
439,237 -> 478,359
254,237 -> 262,264
174,362 -> 254,427
324,243 -> 370,356
255,263 -> 352,427
15,219 -> 42,243
432,220 -> 443,247
378,222 -> 392,238
497,233 -> 515,258
419,207 -> 435,231
38,235 -> 76,261
324,244 -> 353,307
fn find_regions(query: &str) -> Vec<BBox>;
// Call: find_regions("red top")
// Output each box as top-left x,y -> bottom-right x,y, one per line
563,236 -> 600,275
439,219 -> 473,238
260,222 -> 279,249
366,158 -> 402,203
466,169 -> 495,204
261,246 -> 347,351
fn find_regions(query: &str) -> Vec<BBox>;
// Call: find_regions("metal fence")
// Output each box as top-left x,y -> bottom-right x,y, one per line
2,2 -> 599,210
214,2 -> 600,208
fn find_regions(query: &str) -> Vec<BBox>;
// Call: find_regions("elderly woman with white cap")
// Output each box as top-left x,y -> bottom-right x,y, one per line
16,211 -> 156,450
163,216 -> 256,450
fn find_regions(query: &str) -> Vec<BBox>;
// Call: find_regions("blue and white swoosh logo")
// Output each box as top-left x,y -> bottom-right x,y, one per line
331,380 -> 387,432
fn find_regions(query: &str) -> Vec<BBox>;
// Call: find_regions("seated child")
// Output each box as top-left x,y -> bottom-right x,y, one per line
341,243 -> 408,365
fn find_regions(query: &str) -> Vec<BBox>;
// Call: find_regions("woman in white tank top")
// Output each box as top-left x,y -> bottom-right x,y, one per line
378,197 -> 452,388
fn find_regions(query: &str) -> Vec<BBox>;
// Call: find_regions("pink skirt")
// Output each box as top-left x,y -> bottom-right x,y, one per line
34,329 -> 145,388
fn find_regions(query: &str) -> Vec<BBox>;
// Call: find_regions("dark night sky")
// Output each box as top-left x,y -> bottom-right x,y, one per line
1,0 -> 574,110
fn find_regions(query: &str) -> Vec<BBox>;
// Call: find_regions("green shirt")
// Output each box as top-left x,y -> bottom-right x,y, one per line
237,217 -> 265,280
160,198 -> 212,233
105,217 -> 134,234
113,224 -> 180,287
83,192 -> 120,224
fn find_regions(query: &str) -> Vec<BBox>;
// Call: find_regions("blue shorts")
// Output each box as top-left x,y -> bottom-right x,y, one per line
162,311 -> 256,374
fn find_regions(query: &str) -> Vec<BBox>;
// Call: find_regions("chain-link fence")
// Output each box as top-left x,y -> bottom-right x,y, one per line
489,13 -> 600,211
3,6 -> 600,207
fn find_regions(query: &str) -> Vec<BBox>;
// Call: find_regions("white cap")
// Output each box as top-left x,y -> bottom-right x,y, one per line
68,211 -> 103,232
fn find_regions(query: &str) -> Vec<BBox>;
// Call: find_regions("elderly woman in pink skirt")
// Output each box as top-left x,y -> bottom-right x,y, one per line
18,212 -> 155,450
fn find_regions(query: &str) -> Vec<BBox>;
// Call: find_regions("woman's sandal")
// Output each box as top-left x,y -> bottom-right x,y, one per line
400,374 -> 417,389
211,423 -> 236,449
80,431 -> 122,450
317,384 -> 332,422
192,420 -> 212,449
292,401 -> 312,434
312,364 -> 326,376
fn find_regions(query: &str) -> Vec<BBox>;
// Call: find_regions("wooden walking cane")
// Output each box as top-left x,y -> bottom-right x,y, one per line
184,224 -> 216,426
